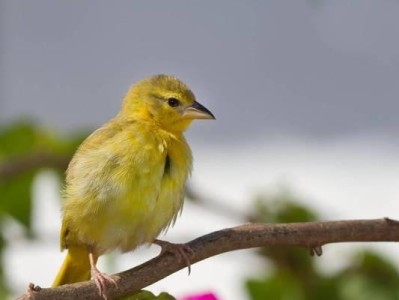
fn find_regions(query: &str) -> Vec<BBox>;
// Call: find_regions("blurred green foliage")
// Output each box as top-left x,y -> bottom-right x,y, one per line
0,120 -> 84,229
246,190 -> 399,300
0,120 -> 85,298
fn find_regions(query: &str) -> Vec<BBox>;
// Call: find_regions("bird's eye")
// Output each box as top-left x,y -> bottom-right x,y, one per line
167,98 -> 180,107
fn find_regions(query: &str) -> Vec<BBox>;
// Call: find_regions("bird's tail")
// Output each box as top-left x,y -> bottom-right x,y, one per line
52,246 -> 91,286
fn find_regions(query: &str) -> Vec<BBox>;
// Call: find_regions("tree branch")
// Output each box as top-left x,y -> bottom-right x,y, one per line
0,152 -> 70,178
17,218 -> 399,300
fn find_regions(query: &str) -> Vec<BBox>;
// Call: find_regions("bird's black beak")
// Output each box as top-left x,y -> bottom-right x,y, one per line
183,101 -> 215,120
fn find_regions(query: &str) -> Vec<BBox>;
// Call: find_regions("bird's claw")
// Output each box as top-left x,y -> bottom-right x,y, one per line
309,245 -> 323,256
91,268 -> 117,300
154,239 -> 194,274
15,283 -> 42,300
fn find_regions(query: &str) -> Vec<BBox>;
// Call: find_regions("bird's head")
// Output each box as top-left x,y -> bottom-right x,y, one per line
119,74 -> 215,133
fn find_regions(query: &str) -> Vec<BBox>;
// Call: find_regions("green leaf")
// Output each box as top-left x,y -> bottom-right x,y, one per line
0,171 -> 34,229
0,121 -> 38,156
246,273 -> 305,300
117,290 -> 176,300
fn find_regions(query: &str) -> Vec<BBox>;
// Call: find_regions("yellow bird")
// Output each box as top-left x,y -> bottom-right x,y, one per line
52,74 -> 215,297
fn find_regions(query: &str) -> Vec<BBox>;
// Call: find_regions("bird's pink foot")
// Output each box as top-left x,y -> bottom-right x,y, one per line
154,239 -> 194,274
89,252 -> 117,299
91,266 -> 117,300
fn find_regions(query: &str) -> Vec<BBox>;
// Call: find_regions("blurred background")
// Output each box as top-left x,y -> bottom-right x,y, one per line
2,1 -> 399,299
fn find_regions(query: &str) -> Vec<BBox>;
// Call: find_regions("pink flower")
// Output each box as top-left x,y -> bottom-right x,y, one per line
181,292 -> 219,300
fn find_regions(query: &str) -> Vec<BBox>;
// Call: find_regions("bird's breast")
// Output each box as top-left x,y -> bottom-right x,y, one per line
107,131 -> 193,251
63,128 -> 193,253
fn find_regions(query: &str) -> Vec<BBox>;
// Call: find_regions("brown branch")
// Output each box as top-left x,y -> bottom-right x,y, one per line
17,218 -> 399,300
0,152 -> 70,178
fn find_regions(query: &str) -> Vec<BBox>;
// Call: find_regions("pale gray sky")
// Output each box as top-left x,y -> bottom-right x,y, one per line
1,1 -> 399,143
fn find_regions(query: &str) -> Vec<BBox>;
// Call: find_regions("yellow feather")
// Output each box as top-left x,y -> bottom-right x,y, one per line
53,74 -> 214,286
52,246 -> 91,286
